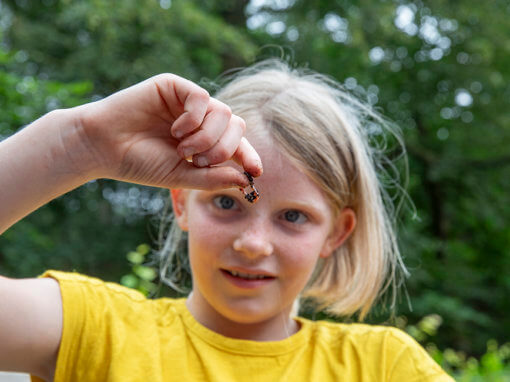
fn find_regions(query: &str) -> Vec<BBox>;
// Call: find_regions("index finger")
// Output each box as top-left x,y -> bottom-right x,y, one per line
232,137 -> 263,177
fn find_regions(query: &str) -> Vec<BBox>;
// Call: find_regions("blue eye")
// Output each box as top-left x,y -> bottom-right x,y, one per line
283,210 -> 307,224
213,195 -> 236,210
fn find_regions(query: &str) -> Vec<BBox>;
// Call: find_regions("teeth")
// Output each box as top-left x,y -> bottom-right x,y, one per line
229,270 -> 268,280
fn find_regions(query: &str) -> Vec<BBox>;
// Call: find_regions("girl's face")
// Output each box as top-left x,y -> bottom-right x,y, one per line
172,138 -> 355,340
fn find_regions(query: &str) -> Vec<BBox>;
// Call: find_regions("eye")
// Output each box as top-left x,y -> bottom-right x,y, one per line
283,210 -> 308,224
213,195 -> 236,210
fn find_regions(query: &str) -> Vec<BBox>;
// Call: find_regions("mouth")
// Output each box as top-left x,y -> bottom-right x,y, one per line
220,269 -> 275,289
220,269 -> 276,283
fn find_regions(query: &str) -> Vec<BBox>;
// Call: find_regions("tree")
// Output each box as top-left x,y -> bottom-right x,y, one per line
2,0 -> 509,356
2,0 -> 257,94
246,0 -> 510,355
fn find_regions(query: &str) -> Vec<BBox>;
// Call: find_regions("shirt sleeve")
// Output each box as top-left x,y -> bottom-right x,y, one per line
385,327 -> 454,382
37,270 -> 149,382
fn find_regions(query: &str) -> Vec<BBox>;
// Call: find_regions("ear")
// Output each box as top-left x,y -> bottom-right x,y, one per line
170,189 -> 189,232
320,208 -> 356,258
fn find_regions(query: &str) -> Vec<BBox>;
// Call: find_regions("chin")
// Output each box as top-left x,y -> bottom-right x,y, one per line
219,300 -> 280,324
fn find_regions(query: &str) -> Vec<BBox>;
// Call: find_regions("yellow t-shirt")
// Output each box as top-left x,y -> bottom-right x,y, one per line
32,270 -> 453,382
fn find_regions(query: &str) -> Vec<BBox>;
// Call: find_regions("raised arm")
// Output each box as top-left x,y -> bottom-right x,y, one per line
0,73 -> 262,234
0,108 -> 92,234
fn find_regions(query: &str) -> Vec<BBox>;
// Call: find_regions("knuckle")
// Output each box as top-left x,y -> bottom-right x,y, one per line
187,112 -> 202,128
234,115 -> 246,133
219,104 -> 232,119
197,88 -> 210,102
151,73 -> 165,82
152,73 -> 173,85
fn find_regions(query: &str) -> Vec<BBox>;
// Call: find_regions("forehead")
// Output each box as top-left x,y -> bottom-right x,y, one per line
244,134 -> 328,207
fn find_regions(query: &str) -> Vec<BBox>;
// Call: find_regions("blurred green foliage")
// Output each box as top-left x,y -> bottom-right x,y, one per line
1,0 -> 509,364
401,314 -> 510,381
120,243 -> 158,296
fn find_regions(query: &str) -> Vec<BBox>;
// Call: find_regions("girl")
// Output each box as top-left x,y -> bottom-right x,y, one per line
0,60 -> 453,381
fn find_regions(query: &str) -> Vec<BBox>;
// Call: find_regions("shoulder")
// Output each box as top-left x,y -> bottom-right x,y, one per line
40,270 -> 185,325
301,319 -> 453,381
40,270 -> 154,338
41,270 -> 147,302
304,318 -> 412,346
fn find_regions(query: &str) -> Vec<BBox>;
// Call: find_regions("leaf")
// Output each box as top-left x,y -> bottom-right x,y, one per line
127,251 -> 144,264
133,265 -> 157,281
120,274 -> 138,288
136,243 -> 151,256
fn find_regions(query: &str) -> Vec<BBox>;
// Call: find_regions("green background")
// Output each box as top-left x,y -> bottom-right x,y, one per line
1,0 -> 509,378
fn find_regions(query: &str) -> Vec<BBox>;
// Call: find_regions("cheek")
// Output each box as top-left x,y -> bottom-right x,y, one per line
279,232 -> 328,274
187,211 -> 232,257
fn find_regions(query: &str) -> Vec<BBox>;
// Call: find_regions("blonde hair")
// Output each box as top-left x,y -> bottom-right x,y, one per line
157,59 -> 408,320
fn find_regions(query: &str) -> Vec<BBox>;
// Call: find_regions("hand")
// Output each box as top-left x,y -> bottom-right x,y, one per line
73,73 -> 262,190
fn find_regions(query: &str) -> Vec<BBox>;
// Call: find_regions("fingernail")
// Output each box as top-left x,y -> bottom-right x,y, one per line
182,148 -> 194,158
196,156 -> 208,167
175,130 -> 183,139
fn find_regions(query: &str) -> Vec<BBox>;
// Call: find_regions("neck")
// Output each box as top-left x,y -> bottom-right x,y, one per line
186,293 -> 300,341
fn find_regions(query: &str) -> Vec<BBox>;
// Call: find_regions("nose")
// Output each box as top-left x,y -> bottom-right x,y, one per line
233,225 -> 274,259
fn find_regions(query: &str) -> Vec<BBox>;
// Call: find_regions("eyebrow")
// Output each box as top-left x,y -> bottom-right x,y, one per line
278,199 -> 328,219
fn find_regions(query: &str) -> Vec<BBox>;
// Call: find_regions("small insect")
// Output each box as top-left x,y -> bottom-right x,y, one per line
239,171 -> 260,204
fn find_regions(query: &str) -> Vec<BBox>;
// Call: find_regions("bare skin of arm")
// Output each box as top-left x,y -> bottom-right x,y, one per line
0,74 -> 262,380
0,276 -> 62,380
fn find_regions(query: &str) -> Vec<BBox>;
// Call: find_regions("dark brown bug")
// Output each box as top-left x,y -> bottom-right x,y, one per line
239,171 -> 260,203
